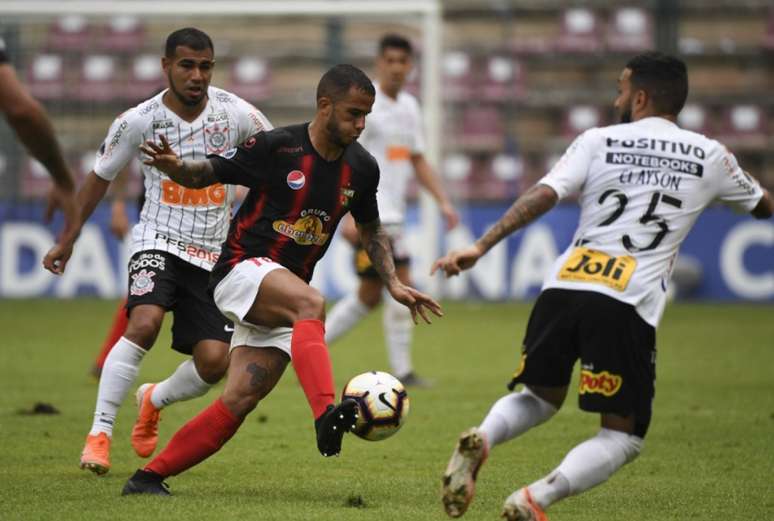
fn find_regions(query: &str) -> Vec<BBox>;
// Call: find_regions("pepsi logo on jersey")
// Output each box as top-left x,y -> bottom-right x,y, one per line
287,170 -> 305,190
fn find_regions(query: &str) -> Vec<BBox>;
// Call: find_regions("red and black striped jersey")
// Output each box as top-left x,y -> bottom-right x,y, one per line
208,123 -> 380,286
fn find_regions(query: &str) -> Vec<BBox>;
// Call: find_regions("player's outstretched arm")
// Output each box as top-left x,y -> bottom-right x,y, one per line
431,183 -> 558,278
357,218 -> 443,324
42,172 -> 111,274
140,134 -> 217,188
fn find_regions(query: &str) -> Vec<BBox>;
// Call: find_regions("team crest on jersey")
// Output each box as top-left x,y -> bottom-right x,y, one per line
206,124 -> 229,154
273,214 -> 330,246
287,170 -> 306,190
340,187 -> 355,207
130,269 -> 156,296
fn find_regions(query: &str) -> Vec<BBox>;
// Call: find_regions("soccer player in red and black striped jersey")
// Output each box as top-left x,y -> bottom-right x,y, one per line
123,64 -> 442,495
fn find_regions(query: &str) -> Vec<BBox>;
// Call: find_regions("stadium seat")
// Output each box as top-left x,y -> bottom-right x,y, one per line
47,15 -> 93,52
26,54 -> 66,101
479,153 -> 523,200
459,105 -> 504,151
606,7 -> 654,52
480,56 -> 526,102
764,8 -> 774,50
441,153 -> 474,200
74,55 -> 119,102
123,54 -> 164,101
717,105 -> 767,148
442,51 -> 474,101
555,8 -> 602,53
100,16 -> 146,53
229,57 -> 272,102
562,105 -> 602,137
677,103 -> 713,135
19,158 -> 52,199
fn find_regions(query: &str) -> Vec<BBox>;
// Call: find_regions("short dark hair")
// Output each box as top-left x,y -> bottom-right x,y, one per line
316,64 -> 375,102
165,27 -> 214,58
626,51 -> 688,116
379,34 -> 413,56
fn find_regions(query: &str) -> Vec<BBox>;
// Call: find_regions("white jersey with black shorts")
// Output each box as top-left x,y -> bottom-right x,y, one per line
510,117 -> 764,437
94,87 -> 272,352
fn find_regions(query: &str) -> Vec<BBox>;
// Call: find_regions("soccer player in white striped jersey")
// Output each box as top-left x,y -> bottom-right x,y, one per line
433,52 -> 772,520
43,28 -> 272,476
325,34 -> 459,386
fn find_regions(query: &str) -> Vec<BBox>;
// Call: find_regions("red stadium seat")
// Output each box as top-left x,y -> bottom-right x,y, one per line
459,105 -> 505,150
677,104 -> 713,135
717,105 -> 767,148
100,16 -> 146,53
229,57 -> 272,102
442,51 -> 474,101
441,153 -> 474,200
47,15 -> 93,52
562,105 -> 602,138
74,55 -> 119,102
606,7 -> 654,52
122,54 -> 164,101
26,54 -> 66,101
763,8 -> 774,50
555,8 -> 603,53
480,56 -> 526,102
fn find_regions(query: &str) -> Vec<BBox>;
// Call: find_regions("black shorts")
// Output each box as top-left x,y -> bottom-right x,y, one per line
508,288 -> 656,438
127,250 -> 232,354
354,246 -> 410,279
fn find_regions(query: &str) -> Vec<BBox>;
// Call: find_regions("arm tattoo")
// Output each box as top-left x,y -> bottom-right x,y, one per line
475,184 -> 558,254
168,159 -> 217,188
246,363 -> 268,390
358,220 -> 398,286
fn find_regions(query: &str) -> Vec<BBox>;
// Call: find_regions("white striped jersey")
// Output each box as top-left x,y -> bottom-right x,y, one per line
357,83 -> 425,225
539,117 -> 764,327
94,87 -> 272,270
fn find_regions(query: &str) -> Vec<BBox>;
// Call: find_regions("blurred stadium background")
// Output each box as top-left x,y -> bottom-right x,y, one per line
0,0 -> 771,302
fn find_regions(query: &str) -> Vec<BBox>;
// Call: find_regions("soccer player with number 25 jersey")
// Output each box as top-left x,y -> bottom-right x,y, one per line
435,52 -> 772,520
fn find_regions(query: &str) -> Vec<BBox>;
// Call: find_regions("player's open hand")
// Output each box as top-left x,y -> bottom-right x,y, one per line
431,244 -> 483,278
387,283 -> 443,324
140,134 -> 182,176
43,240 -> 74,275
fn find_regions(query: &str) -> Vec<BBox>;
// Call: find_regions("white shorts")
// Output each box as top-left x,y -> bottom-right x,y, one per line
213,257 -> 293,356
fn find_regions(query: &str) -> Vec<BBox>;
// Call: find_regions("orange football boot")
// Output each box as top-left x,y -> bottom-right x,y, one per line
131,383 -> 161,458
80,432 -> 111,475
501,487 -> 549,521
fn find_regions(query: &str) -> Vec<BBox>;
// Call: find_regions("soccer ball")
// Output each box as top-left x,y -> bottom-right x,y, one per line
342,371 -> 410,441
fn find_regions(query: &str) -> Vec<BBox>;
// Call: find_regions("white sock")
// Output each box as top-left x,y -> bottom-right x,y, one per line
479,387 -> 557,448
324,293 -> 370,344
150,359 -> 212,409
383,296 -> 413,377
529,428 -> 644,509
89,337 -> 146,436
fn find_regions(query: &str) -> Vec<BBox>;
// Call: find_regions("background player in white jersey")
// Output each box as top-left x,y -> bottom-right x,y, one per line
433,52 -> 772,520
43,28 -> 272,476
325,34 -> 459,386
0,35 -> 78,238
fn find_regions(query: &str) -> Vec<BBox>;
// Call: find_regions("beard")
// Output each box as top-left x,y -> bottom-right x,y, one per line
168,72 -> 204,107
325,115 -> 351,148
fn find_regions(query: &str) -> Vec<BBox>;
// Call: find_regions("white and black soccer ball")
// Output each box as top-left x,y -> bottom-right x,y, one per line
342,371 -> 409,441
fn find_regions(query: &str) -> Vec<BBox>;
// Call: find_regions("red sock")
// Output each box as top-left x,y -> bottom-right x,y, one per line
291,319 -> 335,419
94,297 -> 129,369
145,398 -> 242,477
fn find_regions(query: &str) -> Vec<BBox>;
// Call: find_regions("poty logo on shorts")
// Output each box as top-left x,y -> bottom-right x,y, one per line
578,369 -> 623,397
287,170 -> 305,190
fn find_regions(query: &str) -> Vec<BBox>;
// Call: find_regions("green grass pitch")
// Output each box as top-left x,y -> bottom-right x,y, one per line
1,299 -> 772,520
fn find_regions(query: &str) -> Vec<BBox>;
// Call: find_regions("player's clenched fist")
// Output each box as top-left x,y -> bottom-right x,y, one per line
43,241 -> 74,275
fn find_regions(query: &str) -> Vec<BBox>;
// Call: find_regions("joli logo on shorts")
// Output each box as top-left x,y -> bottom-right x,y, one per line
578,369 -> 623,397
